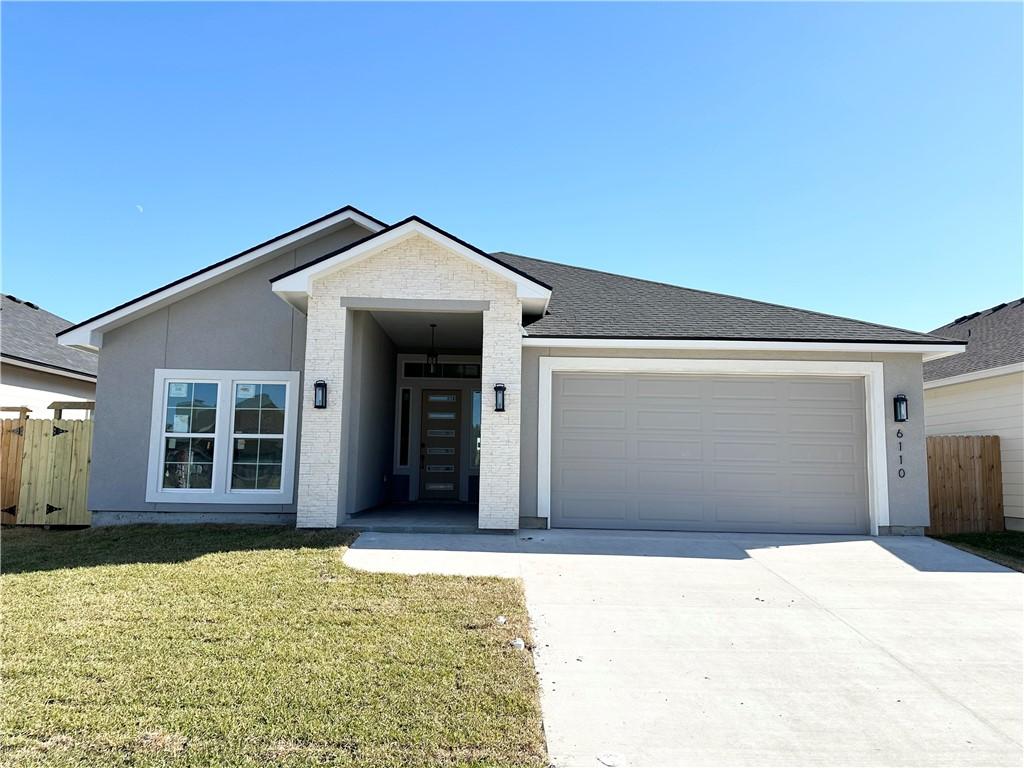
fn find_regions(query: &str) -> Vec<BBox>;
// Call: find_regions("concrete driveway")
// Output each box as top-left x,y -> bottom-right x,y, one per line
345,530 -> 1023,768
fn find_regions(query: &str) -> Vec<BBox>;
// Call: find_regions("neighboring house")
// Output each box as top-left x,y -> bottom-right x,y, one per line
924,299 -> 1024,532
1,294 -> 98,419
58,205 -> 965,534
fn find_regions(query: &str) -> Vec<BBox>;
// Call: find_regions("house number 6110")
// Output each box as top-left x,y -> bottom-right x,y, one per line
896,429 -> 906,478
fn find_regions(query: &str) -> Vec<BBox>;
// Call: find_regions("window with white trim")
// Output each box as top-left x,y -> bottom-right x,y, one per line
147,370 -> 300,504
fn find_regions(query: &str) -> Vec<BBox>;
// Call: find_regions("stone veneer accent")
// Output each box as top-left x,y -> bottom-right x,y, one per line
296,233 -> 523,529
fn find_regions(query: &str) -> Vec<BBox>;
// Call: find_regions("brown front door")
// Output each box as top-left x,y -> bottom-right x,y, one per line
419,390 -> 461,500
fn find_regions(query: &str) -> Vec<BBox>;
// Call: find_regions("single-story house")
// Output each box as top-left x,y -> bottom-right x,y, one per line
924,299 -> 1024,531
1,294 -> 97,419
58,205 -> 965,534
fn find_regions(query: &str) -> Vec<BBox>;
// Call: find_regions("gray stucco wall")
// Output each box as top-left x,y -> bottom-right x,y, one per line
519,346 -> 930,532
89,221 -> 371,519
343,311 -> 396,515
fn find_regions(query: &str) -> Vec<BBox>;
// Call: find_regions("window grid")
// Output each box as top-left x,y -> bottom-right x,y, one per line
160,381 -> 219,491
230,382 -> 287,491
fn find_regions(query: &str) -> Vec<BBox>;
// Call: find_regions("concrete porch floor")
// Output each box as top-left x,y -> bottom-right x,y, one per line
340,502 -> 480,534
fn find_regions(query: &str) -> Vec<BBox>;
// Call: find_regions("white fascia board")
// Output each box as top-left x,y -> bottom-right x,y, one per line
1,356 -> 97,382
57,208 -> 383,351
924,362 -> 1024,389
271,220 -> 552,315
522,336 -> 966,358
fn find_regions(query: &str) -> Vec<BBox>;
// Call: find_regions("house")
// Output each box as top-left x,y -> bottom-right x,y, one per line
1,294 -> 97,419
924,299 -> 1024,531
57,205 -> 965,534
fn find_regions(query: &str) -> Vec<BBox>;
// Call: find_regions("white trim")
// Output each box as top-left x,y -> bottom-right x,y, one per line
0,355 -> 97,382
58,209 -> 383,351
146,369 -> 300,505
271,219 -> 552,316
536,356 -> 890,536
924,362 -> 1024,389
522,336 -> 964,361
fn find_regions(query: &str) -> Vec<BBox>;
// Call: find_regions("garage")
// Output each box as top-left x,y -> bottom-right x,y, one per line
549,372 -> 870,534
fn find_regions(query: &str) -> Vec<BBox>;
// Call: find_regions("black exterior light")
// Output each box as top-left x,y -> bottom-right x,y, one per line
427,323 -> 439,376
313,380 -> 327,409
494,383 -> 506,412
893,393 -> 909,422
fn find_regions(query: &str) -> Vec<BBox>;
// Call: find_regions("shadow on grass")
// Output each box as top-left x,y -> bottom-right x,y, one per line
1,525 -> 355,575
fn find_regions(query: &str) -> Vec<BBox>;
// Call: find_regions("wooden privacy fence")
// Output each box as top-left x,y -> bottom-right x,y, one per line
1,418 -> 93,526
926,435 -> 1003,535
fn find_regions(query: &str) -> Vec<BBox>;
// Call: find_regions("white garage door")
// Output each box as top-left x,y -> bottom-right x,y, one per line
550,373 -> 869,534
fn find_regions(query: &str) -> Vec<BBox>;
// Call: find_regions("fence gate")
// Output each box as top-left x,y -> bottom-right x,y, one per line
4,419 -> 93,526
926,435 -> 1003,536
1,419 -> 27,524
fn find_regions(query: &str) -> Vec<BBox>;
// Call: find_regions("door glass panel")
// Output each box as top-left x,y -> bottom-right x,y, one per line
472,390 -> 481,469
427,394 -> 457,402
427,429 -> 455,437
427,412 -> 456,420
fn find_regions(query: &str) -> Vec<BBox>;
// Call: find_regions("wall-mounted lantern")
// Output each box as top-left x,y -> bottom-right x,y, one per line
893,393 -> 909,422
494,383 -> 506,412
314,379 -> 328,409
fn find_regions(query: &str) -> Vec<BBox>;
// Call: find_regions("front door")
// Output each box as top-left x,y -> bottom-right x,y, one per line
419,390 -> 461,500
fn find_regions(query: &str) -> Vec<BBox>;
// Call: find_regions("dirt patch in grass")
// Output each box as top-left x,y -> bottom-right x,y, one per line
1,525 -> 547,767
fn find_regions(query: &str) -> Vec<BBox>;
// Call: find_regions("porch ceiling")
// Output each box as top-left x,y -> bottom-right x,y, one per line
369,310 -> 482,351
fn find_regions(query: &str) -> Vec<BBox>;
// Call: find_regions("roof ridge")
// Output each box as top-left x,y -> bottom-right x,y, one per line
491,251 -> 953,343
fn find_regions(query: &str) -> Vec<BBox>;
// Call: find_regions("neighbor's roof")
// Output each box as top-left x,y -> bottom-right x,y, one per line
924,298 -> 1024,381
492,252 -> 957,346
1,295 -> 98,378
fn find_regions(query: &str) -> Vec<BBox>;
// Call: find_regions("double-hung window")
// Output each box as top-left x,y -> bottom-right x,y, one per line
147,370 -> 300,504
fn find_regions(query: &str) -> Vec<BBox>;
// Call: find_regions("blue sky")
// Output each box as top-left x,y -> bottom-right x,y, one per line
3,2 -> 1021,333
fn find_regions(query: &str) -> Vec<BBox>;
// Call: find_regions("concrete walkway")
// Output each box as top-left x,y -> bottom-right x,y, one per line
345,530 -> 1024,768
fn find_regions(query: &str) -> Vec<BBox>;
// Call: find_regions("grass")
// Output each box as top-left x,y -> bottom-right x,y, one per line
0,525 -> 547,767
933,530 -> 1024,572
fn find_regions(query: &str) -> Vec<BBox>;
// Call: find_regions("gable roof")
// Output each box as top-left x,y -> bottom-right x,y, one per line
1,294 -> 98,379
492,252 -> 959,351
270,216 -> 552,315
57,205 -> 384,350
923,298 -> 1024,382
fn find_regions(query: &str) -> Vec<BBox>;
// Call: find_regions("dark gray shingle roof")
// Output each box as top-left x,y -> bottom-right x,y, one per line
1,295 -> 98,377
491,252 -> 955,345
923,298 -> 1024,381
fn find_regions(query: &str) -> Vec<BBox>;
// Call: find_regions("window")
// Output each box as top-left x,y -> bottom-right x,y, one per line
472,390 -> 481,469
161,381 -> 218,490
398,388 -> 411,467
403,362 -> 480,379
147,370 -> 299,504
231,383 -> 286,490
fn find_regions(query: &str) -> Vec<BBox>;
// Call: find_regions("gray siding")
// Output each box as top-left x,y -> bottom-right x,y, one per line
343,311 -> 397,514
520,347 -> 931,532
89,221 -> 371,516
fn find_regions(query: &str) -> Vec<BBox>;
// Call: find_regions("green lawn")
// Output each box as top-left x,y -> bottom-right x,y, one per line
933,530 -> 1024,572
0,525 -> 546,768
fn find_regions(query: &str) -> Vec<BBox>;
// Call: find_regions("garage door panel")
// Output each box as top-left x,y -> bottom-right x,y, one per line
713,411 -> 780,432
790,411 -> 860,434
559,438 -> 628,460
635,377 -> 702,399
791,442 -> 859,463
712,470 -> 781,493
560,376 -> 626,398
636,439 -> 703,461
560,408 -> 626,429
634,409 -> 702,431
558,497 -> 628,521
788,379 -> 859,402
551,373 -> 869,534
711,379 -> 781,400
713,440 -> 780,463
560,467 -> 628,492
637,468 -> 704,493
637,497 -> 705,523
